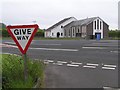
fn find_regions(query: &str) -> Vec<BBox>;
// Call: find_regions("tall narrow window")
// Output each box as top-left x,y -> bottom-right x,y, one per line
95,21 -> 96,29
52,33 -> 54,36
61,33 -> 63,36
73,27 -> 74,36
78,28 -> 79,33
64,30 -> 66,36
69,29 -> 70,36
100,21 -> 102,30
97,19 -> 99,29
73,27 -> 75,36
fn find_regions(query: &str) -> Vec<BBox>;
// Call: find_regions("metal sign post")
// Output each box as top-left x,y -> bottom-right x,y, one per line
24,53 -> 27,81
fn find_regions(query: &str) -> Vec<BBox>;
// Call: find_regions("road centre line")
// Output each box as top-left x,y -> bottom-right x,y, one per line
86,63 -> 99,66
3,53 -> 13,55
44,62 -> 49,64
103,86 -> 120,90
67,64 -> 79,67
1,43 -> 18,48
39,44 -> 61,46
53,63 -> 63,66
44,60 -> 54,63
57,61 -> 68,64
4,42 -> 34,44
83,65 -> 96,68
103,64 -> 117,68
6,45 -> 18,48
102,67 -> 116,70
4,42 -> 15,44
110,51 -> 118,53
82,47 -> 106,49
70,61 -> 82,65
30,48 -> 78,52
2,52 -> 117,71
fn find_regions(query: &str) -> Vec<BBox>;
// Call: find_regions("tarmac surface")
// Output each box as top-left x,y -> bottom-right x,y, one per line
2,40 -> 119,88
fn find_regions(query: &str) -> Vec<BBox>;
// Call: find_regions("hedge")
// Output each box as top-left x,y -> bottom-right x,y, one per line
109,30 -> 120,38
1,28 -> 120,38
1,29 -> 44,37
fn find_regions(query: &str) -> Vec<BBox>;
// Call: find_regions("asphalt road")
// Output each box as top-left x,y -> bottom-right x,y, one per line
2,40 -> 119,88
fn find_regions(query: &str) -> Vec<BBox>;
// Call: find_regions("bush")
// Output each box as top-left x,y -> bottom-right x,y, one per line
2,30 -> 10,37
2,54 -> 45,88
35,29 -> 44,37
109,30 -> 120,38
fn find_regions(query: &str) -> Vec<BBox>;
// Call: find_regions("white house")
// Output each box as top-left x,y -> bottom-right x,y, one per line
45,17 -> 109,39
45,17 -> 77,38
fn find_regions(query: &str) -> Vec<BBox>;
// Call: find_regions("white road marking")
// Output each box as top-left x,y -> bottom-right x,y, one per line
4,42 -> 33,44
3,44 -> 78,52
103,86 -> 120,90
44,62 -> 49,64
30,48 -> 78,52
70,62 -> 82,65
44,60 -> 54,63
39,44 -> 61,46
103,64 -> 117,68
86,63 -> 99,66
3,53 -> 20,56
83,65 -> 96,68
1,43 -> 18,48
82,47 -> 105,49
102,67 -> 116,70
4,42 -> 15,44
67,64 -> 79,67
110,51 -> 118,53
57,61 -> 67,64
54,63 -> 63,66
6,45 -> 18,48
3,53 -> 11,54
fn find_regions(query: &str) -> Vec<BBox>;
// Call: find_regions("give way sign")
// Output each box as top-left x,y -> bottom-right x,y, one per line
7,24 -> 39,54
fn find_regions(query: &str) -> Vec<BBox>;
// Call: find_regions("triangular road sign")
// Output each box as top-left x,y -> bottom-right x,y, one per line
7,24 -> 38,54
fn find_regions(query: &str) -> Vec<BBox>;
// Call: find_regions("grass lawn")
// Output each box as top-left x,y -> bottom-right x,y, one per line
2,54 -> 45,88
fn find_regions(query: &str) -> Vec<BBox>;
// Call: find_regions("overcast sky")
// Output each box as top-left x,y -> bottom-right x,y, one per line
1,0 -> 119,29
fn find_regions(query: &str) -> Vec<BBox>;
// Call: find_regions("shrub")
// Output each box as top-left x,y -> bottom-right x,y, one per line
2,30 -> 10,37
35,29 -> 44,37
109,30 -> 120,38
2,54 -> 44,88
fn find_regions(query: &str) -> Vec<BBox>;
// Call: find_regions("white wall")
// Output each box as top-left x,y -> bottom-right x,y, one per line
93,18 -> 103,39
45,17 -> 77,38
45,31 -> 51,38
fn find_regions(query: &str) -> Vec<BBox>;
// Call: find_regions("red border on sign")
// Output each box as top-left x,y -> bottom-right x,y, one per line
7,24 -> 38,54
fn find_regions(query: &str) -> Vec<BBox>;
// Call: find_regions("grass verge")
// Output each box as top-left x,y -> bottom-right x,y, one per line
2,54 -> 45,88
2,37 -> 120,40
33,37 -> 81,40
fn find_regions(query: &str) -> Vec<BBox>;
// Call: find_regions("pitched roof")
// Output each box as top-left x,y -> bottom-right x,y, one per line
64,17 -> 98,27
46,17 -> 75,31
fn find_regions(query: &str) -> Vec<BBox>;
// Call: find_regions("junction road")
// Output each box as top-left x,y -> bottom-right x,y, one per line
2,40 -> 119,88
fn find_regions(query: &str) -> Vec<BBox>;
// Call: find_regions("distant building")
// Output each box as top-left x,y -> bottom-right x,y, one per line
118,1 -> 120,30
45,17 -> 109,39
45,17 -> 77,38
